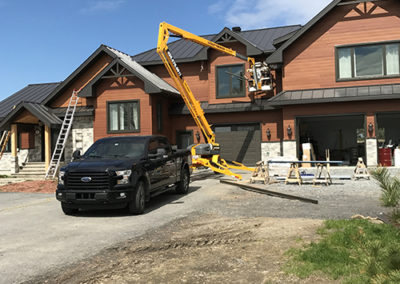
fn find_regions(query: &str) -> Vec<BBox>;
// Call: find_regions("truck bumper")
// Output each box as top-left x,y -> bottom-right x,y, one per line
56,188 -> 134,210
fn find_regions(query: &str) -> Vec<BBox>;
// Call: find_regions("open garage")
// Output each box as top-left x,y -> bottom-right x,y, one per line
297,115 -> 366,165
376,112 -> 400,148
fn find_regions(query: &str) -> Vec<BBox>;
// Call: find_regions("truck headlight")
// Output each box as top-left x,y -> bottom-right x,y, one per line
116,170 -> 132,185
58,171 -> 65,185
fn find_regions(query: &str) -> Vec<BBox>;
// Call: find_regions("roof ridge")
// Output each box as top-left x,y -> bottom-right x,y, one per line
27,82 -> 62,86
238,24 -> 302,33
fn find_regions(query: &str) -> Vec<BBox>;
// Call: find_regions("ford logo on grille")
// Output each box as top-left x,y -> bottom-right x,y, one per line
81,177 -> 92,183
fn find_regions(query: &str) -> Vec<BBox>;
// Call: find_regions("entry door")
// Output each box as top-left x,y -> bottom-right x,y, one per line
176,131 -> 193,150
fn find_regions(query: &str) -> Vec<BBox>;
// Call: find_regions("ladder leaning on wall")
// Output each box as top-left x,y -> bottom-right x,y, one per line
0,130 -> 11,161
45,90 -> 79,179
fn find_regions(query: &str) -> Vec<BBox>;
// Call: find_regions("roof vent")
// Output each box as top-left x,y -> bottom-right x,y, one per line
232,26 -> 241,32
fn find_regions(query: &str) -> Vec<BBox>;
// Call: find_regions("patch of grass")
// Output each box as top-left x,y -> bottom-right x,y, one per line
0,174 -> 10,178
285,219 -> 400,283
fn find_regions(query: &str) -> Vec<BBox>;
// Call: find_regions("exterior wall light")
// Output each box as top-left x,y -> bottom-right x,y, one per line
195,131 -> 201,142
368,122 -> 374,135
266,128 -> 271,140
287,125 -> 292,137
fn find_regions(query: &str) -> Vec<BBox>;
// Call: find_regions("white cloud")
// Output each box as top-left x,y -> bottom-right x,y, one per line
80,0 -> 125,13
209,0 -> 332,29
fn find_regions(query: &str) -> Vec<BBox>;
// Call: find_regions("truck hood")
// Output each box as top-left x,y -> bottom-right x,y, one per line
62,158 -> 139,173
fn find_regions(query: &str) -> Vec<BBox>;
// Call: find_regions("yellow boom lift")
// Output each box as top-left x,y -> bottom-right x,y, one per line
157,22 -> 272,179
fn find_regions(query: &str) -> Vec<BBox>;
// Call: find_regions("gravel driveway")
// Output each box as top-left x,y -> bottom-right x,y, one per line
0,171 -> 387,283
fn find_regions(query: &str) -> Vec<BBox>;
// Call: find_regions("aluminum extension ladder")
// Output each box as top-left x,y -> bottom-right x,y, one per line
0,130 -> 11,160
45,90 -> 79,179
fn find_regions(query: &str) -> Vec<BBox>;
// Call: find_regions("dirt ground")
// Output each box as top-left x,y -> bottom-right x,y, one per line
30,215 -> 339,284
0,180 -> 56,193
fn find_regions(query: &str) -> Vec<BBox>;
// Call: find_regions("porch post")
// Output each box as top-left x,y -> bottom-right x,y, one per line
44,125 -> 51,170
10,124 -> 19,173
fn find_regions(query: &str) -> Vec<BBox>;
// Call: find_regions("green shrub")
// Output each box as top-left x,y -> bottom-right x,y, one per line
371,167 -> 400,207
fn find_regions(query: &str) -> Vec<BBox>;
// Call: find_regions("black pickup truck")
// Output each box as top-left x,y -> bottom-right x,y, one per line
56,135 -> 191,215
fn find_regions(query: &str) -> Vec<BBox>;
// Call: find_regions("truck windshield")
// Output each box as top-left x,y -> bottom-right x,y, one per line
83,139 -> 146,159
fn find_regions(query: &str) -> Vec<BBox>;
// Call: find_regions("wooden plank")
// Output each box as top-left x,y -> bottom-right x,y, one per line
220,179 -> 318,204
44,125 -> 51,170
11,124 -> 17,157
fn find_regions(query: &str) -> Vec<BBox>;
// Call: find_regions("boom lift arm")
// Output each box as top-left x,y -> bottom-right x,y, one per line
157,22 -> 271,179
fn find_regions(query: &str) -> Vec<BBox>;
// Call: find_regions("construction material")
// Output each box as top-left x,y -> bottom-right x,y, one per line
250,161 -> 270,184
394,148 -> 400,167
45,91 -> 79,179
0,131 -> 10,160
313,150 -> 332,185
268,159 -> 343,185
352,157 -> 370,180
220,179 -> 318,204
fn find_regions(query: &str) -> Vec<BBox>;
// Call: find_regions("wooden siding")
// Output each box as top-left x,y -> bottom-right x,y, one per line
50,53 -> 113,108
283,0 -> 400,91
14,109 -> 39,124
93,77 -> 152,141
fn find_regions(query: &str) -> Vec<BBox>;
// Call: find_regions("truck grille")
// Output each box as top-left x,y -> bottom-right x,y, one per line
66,172 -> 111,190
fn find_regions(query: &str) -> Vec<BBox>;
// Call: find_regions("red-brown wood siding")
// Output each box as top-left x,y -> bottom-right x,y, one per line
283,0 -> 400,91
93,77 -> 152,141
50,54 -> 113,108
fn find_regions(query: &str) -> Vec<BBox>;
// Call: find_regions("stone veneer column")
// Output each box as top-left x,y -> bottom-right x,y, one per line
261,142 -> 281,161
366,138 -> 378,167
282,141 -> 297,159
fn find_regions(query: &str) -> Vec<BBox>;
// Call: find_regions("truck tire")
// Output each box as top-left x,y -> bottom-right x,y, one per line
176,167 -> 190,194
128,181 -> 145,215
61,203 -> 78,215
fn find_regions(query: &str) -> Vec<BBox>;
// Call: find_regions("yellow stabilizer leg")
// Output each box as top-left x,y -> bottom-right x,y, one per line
194,156 -> 243,180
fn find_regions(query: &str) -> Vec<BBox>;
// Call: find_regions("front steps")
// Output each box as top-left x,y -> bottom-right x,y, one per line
11,162 -> 46,180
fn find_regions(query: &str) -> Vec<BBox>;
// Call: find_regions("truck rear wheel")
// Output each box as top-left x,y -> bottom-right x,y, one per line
128,181 -> 145,215
61,203 -> 78,215
176,168 -> 190,194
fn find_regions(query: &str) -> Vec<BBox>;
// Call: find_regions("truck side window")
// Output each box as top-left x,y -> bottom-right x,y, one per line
158,139 -> 172,155
148,140 -> 158,155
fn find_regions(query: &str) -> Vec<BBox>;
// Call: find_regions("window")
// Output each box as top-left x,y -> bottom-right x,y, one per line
156,102 -> 162,132
216,64 -> 245,98
108,100 -> 140,133
337,42 -> 400,80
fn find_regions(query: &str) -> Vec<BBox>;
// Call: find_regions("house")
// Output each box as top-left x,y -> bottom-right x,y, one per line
0,0 -> 399,175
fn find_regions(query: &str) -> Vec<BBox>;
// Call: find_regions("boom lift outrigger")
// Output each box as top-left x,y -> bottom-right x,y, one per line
157,22 -> 272,179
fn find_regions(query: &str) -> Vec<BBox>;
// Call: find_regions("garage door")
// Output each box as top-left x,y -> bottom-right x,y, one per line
214,124 -> 261,165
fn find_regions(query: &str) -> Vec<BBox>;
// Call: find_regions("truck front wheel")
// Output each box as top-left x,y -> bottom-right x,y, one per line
176,167 -> 190,194
128,181 -> 145,215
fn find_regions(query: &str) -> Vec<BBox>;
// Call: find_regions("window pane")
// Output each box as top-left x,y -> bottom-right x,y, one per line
217,65 -> 245,98
217,67 -> 230,98
386,44 -> 400,75
119,104 -> 126,130
109,104 -> 118,131
355,45 -> 383,77
338,48 -> 352,78
231,66 -> 244,96
131,102 -> 139,131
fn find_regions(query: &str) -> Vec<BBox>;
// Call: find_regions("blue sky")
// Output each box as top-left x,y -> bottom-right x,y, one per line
0,0 -> 331,101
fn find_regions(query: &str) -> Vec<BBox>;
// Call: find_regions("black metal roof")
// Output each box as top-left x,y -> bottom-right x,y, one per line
132,25 -> 301,65
0,102 -> 62,130
0,82 -> 60,121
268,84 -> 400,106
169,99 -> 275,115
267,0 -> 342,64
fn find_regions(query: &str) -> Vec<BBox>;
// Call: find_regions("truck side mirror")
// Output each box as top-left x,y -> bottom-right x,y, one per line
72,150 -> 81,160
